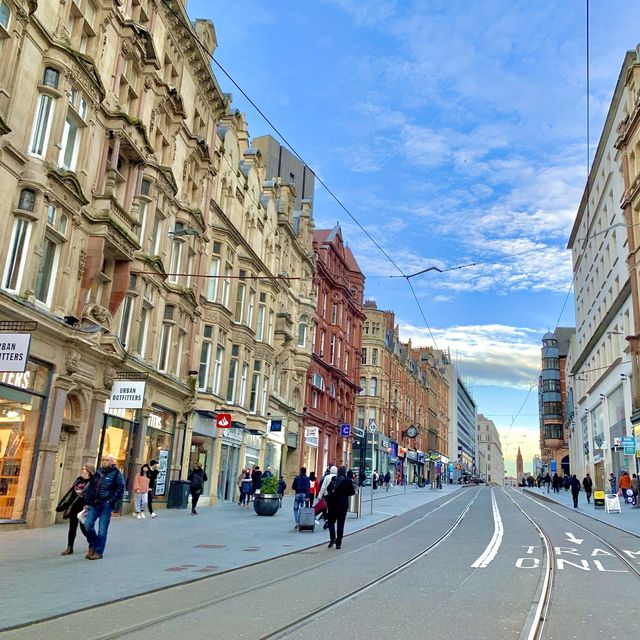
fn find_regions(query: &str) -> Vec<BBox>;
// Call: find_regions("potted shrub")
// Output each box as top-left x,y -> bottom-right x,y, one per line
253,475 -> 280,516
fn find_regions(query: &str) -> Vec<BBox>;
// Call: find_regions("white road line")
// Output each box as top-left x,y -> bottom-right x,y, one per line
471,489 -> 504,568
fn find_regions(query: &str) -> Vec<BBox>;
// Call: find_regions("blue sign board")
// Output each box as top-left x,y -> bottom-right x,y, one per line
340,423 -> 351,437
621,435 -> 635,454
269,419 -> 282,432
550,460 -> 557,473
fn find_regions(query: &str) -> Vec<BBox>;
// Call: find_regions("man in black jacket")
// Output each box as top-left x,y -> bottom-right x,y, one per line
326,466 -> 355,549
83,454 -> 125,560
291,467 -> 310,530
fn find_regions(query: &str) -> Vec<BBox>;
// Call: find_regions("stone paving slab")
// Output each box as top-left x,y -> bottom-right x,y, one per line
0,484 -> 460,630
521,485 -> 640,536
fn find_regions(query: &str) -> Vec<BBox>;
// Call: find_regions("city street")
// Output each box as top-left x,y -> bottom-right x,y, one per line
3,486 -> 639,639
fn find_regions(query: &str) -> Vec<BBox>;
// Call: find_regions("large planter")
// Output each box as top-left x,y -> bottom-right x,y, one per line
253,493 -> 280,516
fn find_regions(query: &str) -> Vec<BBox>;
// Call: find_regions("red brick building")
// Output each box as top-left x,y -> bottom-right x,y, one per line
301,226 -> 364,474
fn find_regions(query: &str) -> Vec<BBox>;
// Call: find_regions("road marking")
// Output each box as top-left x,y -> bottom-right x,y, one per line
471,489 -> 504,568
565,532 -> 583,544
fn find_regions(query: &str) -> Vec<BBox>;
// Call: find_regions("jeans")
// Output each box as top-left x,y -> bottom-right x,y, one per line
134,492 -> 147,512
84,502 -> 113,555
293,492 -> 307,523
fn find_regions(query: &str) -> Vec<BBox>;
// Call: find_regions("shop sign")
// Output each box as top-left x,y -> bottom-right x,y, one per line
635,426 -> 640,458
109,381 -> 145,409
0,333 -> 31,373
216,413 -> 232,429
340,423 -> 351,438
398,446 -> 407,458
406,450 -> 418,461
269,419 -> 283,432
305,427 -> 319,447
222,428 -> 243,443
621,436 -> 635,455
354,426 -> 365,438
155,449 -> 169,496
0,360 -> 49,395
593,454 -> 602,464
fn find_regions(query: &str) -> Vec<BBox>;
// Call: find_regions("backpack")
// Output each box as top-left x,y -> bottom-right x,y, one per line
325,476 -> 339,499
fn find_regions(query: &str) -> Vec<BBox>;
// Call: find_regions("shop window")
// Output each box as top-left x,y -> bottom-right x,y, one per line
0,391 -> 45,520
3,218 -> 32,293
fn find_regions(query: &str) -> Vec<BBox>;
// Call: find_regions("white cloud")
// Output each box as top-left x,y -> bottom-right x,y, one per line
399,322 -> 542,389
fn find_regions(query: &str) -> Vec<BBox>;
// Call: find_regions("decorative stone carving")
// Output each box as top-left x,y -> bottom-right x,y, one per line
77,248 -> 86,280
103,366 -> 116,390
82,303 -> 113,330
65,351 -> 81,375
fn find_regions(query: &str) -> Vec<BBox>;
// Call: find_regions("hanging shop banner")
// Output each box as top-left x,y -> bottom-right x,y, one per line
0,333 -> 31,373
109,380 -> 146,409
155,449 -> 169,496
621,435 -> 635,455
305,427 -> 319,447
635,426 -> 640,458
216,413 -> 232,429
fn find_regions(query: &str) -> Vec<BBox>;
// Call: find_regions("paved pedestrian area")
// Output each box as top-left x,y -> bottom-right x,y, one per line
0,484 -> 460,630
522,485 -> 640,536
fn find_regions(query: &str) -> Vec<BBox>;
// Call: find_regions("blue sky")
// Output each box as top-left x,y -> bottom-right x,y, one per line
189,0 -> 640,474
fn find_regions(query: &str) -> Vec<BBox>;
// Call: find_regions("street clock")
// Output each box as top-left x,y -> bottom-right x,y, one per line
405,426 -> 418,439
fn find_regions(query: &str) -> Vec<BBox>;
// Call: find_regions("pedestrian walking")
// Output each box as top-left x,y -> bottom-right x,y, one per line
609,472 -> 617,495
318,465 -> 338,529
619,471 -> 631,498
325,466 -> 356,550
239,470 -> 252,509
292,466 -> 310,529
237,468 -> 246,505
631,473 -> 639,506
188,463 -> 207,515
146,460 -> 159,518
262,466 -> 273,478
277,475 -> 287,506
384,471 -> 391,491
570,474 -> 581,508
582,473 -> 593,503
83,454 -> 125,560
552,472 -> 560,493
544,472 -> 551,493
358,468 -> 366,487
133,464 -> 150,518
307,472 -> 318,508
562,474 -> 571,491
372,470 -> 379,490
55,463 -> 95,556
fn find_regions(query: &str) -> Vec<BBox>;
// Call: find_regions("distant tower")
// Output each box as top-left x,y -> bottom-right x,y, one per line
516,447 -> 523,481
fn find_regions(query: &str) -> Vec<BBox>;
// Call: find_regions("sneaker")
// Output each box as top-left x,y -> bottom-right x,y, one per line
87,551 -> 103,560
140,513 -> 146,519
132,512 -> 138,517
151,513 -> 158,518
136,513 -> 142,519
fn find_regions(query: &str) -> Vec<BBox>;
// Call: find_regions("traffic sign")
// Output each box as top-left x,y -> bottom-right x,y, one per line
368,419 -> 377,433
216,413 -> 232,428
354,427 -> 365,438
340,423 -> 351,437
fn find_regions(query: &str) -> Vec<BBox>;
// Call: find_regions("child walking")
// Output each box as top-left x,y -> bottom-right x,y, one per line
133,464 -> 150,518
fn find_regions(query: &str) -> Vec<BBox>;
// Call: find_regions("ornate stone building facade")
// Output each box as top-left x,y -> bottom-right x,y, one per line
0,0 -> 314,526
355,302 -> 450,485
300,227 -> 364,476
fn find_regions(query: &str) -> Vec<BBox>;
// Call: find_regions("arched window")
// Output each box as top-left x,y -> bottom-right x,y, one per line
370,377 -> 378,396
0,0 -> 11,30
297,314 -> 308,347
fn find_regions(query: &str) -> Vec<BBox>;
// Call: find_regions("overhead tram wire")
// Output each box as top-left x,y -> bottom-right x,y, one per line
157,0 -> 458,352
503,0 -> 592,446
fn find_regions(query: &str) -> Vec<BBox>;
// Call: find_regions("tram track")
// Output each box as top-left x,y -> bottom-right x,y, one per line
80,488 -> 479,640
506,487 -> 640,640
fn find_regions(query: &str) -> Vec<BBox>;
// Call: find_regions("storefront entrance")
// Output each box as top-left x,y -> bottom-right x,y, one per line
217,443 -> 240,502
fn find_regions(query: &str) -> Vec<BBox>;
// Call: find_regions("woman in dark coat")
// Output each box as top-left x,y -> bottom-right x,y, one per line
56,463 -> 95,556
188,463 -> 207,515
326,466 -> 355,550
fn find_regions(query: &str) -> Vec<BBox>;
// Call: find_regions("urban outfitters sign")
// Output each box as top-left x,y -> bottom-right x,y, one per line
109,380 -> 146,409
0,333 -> 31,373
